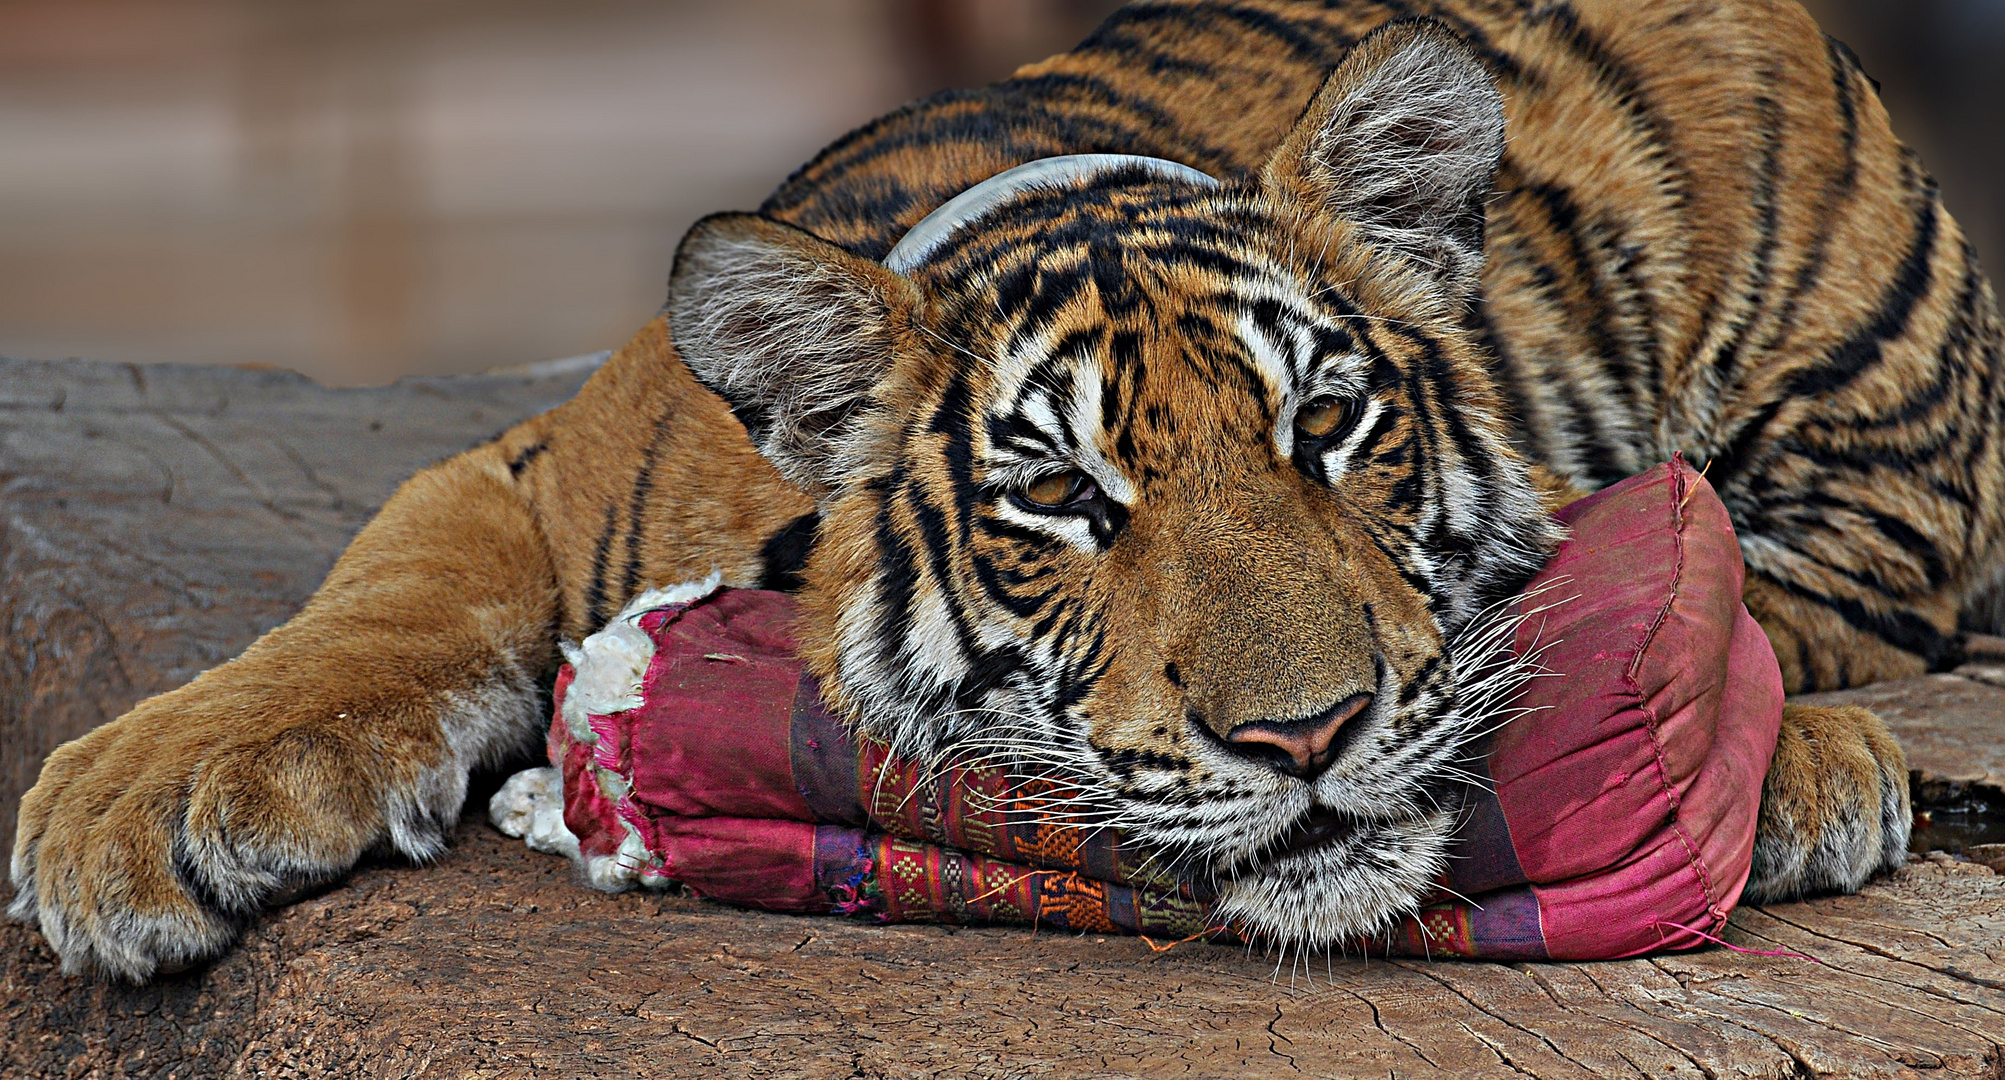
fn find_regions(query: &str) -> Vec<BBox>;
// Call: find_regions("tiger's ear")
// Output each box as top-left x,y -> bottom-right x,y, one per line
668,213 -> 922,497
1261,18 -> 1504,297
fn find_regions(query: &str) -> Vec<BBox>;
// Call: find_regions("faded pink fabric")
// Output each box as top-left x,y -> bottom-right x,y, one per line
620,594 -> 812,822
1490,458 -> 1784,958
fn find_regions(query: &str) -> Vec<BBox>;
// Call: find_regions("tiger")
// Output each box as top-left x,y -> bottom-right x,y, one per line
12,0 -> 1997,981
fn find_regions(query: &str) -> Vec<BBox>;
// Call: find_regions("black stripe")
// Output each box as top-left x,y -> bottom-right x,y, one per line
1490,264 -> 1626,481
1799,256 -> 1985,432
955,643 -> 1031,710
1090,1 -> 1339,67
974,514 -> 1069,557
924,190 -> 1247,298
618,413 -> 678,604
758,512 -> 821,592
1399,653 -> 1445,708
768,71 -> 1240,245
1525,3 -> 1687,195
1402,324 -> 1494,486
871,468 -> 924,673
1055,616 -> 1111,713
1852,502 -> 1950,591
907,476 -> 972,639
1516,178 -> 1634,414
1749,566 -> 1960,670
1361,518 -> 1437,597
1527,2 -> 1722,376
1002,70 -> 1236,158
582,502 -> 620,630
1784,175 -> 1940,400
1468,305 -> 1546,461
1762,37 -> 1863,353
1710,182 -> 1942,491
505,440 -> 548,478
1767,427 -> 1959,479
1706,90 -> 1786,382
1017,266 -> 1090,344
1073,18 -> 1219,80
934,368 -> 987,539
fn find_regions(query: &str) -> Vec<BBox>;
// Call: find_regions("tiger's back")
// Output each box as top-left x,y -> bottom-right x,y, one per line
754,0 -> 2005,694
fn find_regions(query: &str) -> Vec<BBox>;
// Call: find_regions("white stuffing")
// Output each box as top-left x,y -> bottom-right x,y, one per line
498,575 -> 724,890
559,573 -> 722,742
488,766 -> 579,860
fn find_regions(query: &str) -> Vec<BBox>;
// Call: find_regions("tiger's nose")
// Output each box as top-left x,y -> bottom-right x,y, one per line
1223,693 -> 1373,780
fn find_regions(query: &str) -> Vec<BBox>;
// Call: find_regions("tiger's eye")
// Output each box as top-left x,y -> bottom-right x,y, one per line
1021,471 -> 1086,508
1296,398 -> 1350,440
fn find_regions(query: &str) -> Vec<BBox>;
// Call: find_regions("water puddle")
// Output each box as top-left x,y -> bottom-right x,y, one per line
1910,783 -> 2005,854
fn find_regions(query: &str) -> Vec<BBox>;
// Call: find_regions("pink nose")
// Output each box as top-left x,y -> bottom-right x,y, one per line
1225,693 -> 1373,779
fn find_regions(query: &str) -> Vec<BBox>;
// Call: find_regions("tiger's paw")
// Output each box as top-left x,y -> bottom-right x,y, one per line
8,687 -> 442,981
1742,703 -> 1911,904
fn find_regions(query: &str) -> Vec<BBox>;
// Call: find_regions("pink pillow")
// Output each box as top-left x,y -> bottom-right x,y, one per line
541,458 -> 1783,959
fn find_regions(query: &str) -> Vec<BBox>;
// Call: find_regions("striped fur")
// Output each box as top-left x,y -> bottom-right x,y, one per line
752,0 -> 2004,695
12,0 -> 1984,976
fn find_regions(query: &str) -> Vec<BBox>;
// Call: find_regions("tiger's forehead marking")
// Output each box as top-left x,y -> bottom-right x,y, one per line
975,252 -> 1371,489
986,320 -> 1140,508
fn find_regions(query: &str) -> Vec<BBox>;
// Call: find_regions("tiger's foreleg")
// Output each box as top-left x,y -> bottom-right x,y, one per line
10,316 -> 812,979
9,446 -> 560,980
1743,703 -> 1911,904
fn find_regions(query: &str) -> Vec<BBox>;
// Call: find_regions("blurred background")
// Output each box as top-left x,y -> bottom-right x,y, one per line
0,0 -> 1996,385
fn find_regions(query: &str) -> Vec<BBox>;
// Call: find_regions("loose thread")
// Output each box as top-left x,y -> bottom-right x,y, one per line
1678,457 -> 1714,508
965,868 -> 1060,906
1139,929 -> 1211,954
1652,919 -> 1823,964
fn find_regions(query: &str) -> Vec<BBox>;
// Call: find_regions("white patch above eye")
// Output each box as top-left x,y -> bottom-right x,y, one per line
1063,369 -> 1137,506
984,333 -> 1136,545
1236,307 -> 1297,411
1018,389 -> 1064,449
996,498 -> 1103,553
1232,295 -> 1370,464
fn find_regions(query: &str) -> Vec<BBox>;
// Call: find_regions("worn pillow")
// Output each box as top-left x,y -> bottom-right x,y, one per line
494,458 -> 1783,959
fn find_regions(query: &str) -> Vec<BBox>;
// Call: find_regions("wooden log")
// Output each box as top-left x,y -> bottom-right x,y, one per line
4,357 -> 2002,1078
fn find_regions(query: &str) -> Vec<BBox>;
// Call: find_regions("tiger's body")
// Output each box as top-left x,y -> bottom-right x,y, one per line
14,0 -> 1996,979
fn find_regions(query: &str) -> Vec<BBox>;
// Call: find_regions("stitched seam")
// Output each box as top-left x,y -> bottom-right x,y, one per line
1623,457 -> 1725,926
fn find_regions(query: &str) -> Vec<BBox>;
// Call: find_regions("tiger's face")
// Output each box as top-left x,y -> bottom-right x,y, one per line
670,22 -> 1562,947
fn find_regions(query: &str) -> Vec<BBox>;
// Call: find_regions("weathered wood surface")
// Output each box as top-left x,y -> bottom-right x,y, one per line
4,357 -> 2003,1079
0,354 -> 601,851
1800,668 -> 2005,797
7,818 -> 2003,1080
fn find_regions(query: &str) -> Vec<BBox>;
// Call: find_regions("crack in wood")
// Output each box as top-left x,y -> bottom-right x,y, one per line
1749,906 -> 2005,1005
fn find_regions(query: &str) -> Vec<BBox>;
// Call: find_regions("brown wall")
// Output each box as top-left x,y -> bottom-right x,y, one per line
0,0 -> 1992,386
1800,0 -> 2005,275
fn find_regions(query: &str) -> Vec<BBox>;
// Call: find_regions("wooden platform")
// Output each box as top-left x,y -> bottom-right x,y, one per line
4,357 -> 2002,1078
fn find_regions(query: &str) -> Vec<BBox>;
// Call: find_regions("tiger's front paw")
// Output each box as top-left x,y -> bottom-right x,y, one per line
1743,703 -> 1910,904
9,688 -> 435,980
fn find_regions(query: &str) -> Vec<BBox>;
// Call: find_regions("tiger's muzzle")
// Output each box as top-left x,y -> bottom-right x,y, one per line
1215,690 -> 1375,780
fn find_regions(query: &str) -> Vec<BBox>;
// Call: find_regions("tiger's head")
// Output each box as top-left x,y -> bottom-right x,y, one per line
668,21 -> 1563,947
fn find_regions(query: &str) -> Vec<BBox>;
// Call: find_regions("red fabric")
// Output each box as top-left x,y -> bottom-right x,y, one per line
621,596 -> 812,821
548,458 -> 1785,958
636,816 -> 825,912
1494,460 -> 1782,957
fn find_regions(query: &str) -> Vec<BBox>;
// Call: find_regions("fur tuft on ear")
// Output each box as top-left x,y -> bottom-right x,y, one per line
1262,18 -> 1505,296
668,213 -> 921,497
